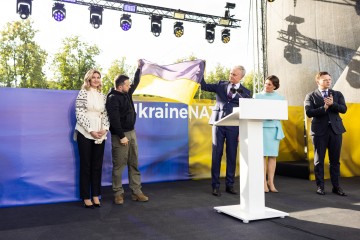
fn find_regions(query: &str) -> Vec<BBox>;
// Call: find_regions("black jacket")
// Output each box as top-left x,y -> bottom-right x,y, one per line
106,69 -> 140,138
304,89 -> 347,136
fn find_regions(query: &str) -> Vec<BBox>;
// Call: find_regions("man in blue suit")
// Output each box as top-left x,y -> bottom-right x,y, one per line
304,71 -> 347,196
201,65 -> 251,196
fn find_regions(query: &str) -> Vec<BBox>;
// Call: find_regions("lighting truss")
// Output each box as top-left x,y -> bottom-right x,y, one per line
54,0 -> 241,28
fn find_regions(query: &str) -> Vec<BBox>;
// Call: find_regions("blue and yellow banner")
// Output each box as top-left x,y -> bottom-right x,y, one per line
134,59 -> 205,105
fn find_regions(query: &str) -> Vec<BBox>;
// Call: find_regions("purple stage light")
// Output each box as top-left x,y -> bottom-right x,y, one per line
53,11 -> 65,21
120,14 -> 132,31
52,3 -> 66,22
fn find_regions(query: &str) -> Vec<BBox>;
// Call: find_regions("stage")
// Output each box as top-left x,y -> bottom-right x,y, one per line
1,176 -> 359,239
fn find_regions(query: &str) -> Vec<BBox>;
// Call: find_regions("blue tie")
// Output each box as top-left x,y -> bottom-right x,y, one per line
322,90 -> 328,98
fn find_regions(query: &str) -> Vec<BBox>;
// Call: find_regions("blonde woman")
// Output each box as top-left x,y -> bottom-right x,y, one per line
74,69 -> 109,208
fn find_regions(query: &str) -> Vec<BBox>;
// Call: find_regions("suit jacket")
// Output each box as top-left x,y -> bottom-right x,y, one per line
304,89 -> 347,136
201,79 -> 251,125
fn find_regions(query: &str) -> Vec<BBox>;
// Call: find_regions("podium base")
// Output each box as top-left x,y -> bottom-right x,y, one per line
214,205 -> 289,223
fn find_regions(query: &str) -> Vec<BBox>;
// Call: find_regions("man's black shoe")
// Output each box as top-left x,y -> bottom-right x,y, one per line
212,188 -> 221,196
332,186 -> 347,196
225,186 -> 237,194
316,187 -> 325,195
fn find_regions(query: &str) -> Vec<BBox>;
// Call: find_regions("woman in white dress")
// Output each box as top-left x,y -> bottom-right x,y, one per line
74,69 -> 109,208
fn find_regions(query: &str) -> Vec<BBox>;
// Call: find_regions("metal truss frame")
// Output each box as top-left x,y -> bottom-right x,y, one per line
54,0 -> 241,28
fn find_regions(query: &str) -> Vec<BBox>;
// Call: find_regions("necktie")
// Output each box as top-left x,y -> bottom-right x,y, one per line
322,90 -> 328,98
227,84 -> 236,100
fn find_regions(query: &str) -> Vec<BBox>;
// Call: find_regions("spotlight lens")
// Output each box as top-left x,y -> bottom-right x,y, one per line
53,11 -> 65,22
175,29 -> 184,38
121,22 -> 131,31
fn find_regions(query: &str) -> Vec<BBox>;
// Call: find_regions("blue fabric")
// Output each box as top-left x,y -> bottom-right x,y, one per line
254,91 -> 285,156
0,88 -> 189,207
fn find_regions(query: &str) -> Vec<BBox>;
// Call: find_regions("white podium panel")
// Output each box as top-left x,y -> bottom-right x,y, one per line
214,99 -> 289,223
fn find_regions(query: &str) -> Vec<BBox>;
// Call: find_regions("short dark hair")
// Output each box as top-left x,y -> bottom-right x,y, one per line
266,75 -> 280,90
114,75 -> 129,88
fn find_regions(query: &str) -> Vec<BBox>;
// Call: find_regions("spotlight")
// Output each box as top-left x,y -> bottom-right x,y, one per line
173,22 -> 184,38
268,0 -> 275,2
120,14 -> 132,31
52,3 -> 66,22
89,6 -> 103,29
221,29 -> 230,43
150,15 -> 163,37
205,23 -> 215,43
16,0 -> 32,20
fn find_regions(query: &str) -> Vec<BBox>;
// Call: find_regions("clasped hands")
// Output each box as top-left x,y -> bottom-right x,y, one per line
90,130 -> 107,139
324,94 -> 333,110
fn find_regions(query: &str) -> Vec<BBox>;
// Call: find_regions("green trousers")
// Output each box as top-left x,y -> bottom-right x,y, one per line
111,130 -> 142,196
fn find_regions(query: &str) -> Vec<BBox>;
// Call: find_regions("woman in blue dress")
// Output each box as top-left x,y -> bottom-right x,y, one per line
254,75 -> 285,193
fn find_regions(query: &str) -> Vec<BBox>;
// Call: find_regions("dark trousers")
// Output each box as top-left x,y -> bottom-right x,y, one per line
312,125 -> 342,188
77,132 -> 105,199
211,125 -> 238,189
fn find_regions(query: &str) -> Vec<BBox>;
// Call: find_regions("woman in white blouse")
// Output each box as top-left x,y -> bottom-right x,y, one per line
74,69 -> 109,208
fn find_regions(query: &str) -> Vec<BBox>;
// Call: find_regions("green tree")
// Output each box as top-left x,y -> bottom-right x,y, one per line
0,20 -> 47,88
175,54 -> 197,63
102,57 -> 136,94
52,36 -> 100,90
242,70 -> 264,96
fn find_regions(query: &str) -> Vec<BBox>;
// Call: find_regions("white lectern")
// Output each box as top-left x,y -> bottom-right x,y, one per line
214,98 -> 289,223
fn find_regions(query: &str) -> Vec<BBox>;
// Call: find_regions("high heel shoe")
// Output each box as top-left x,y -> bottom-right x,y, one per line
92,196 -> 101,207
83,199 -> 94,209
83,203 -> 94,209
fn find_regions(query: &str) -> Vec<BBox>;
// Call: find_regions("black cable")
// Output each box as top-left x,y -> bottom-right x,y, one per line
270,220 -> 337,240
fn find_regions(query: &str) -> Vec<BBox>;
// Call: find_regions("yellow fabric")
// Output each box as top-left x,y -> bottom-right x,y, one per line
188,100 -> 240,179
134,74 -> 199,105
278,106 -> 306,162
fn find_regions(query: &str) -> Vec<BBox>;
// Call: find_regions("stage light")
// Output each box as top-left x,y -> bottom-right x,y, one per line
205,23 -> 215,43
150,15 -> 163,37
89,6 -> 103,29
174,11 -> 185,20
120,14 -> 132,31
173,22 -> 184,38
221,29 -> 230,43
123,4 -> 137,13
16,0 -> 32,20
52,3 -> 66,22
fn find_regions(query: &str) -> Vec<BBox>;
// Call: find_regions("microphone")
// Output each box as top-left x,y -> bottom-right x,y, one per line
236,88 -> 250,98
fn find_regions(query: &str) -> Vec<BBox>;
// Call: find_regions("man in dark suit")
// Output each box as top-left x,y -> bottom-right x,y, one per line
304,71 -> 347,196
201,65 -> 251,196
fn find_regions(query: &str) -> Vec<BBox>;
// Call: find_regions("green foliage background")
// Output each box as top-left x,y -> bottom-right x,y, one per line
0,20 -> 260,98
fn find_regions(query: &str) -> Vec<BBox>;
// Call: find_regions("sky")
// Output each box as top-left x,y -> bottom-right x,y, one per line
0,0 -> 255,77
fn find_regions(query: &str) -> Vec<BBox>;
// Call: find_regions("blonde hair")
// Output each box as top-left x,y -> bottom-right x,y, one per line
82,69 -> 102,91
